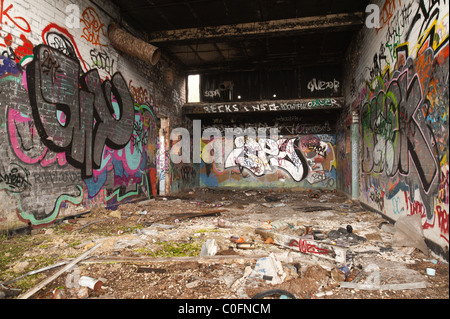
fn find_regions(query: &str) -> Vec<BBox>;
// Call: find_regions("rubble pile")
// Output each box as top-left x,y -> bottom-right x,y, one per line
0,188 -> 448,299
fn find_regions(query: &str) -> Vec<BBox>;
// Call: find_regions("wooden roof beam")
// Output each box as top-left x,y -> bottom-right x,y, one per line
147,12 -> 364,44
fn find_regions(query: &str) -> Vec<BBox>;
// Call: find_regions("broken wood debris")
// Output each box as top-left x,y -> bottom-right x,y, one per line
145,209 -> 227,226
80,254 -> 266,265
17,242 -> 103,299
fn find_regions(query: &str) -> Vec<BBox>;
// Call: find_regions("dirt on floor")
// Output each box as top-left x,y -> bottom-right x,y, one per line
0,188 -> 448,301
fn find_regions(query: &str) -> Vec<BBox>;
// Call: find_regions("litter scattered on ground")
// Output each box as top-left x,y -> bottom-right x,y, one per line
0,188 -> 448,299
200,239 -> 218,257
249,253 -> 286,285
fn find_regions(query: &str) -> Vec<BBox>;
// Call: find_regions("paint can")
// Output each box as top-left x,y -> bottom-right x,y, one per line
79,276 -> 103,291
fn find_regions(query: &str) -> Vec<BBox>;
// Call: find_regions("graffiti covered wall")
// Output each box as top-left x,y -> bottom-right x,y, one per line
199,116 -> 337,189
343,0 -> 449,253
0,0 -> 184,231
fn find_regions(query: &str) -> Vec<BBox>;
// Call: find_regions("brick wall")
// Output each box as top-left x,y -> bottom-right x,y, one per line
342,0 -> 449,255
0,0 -> 185,231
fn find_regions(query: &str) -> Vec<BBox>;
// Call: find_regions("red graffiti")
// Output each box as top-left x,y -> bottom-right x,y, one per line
83,189 -> 106,208
149,167 -> 157,198
436,205 -> 449,244
0,0 -> 31,33
0,32 -> 33,63
376,0 -> 402,33
0,0 -> 33,64
414,44 -> 434,90
288,239 -> 329,255
412,200 -> 426,218
41,23 -> 89,72
129,80 -> 149,104
404,190 -> 426,218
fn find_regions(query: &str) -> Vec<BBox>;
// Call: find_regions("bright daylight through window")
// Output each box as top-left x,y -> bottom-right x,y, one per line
187,74 -> 200,103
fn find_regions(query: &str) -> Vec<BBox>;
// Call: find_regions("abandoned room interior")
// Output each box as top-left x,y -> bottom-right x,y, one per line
0,0 -> 448,302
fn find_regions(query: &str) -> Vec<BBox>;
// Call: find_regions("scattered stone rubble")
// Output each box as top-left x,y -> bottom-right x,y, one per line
0,188 -> 448,299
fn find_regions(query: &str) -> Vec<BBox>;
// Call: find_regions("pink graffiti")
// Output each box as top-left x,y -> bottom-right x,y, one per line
8,92 -> 151,196
438,166 -> 449,205
7,108 -> 67,166
83,188 -> 106,208
91,111 -> 149,180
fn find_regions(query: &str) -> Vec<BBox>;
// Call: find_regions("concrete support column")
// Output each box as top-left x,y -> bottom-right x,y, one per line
158,118 -> 170,196
351,112 -> 360,201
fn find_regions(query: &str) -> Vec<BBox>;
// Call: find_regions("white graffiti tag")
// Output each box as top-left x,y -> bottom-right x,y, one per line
205,137 -> 307,181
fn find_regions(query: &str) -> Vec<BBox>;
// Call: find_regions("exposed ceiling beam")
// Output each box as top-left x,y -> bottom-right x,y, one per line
184,54 -> 344,73
147,12 -> 364,44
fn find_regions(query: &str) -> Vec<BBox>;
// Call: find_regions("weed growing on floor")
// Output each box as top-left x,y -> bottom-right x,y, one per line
134,241 -> 202,257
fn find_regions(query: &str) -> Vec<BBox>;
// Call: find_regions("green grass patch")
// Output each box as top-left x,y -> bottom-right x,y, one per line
0,234 -> 59,290
134,241 -> 202,258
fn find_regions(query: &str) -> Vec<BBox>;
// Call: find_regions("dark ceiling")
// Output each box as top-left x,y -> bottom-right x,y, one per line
111,0 -> 368,73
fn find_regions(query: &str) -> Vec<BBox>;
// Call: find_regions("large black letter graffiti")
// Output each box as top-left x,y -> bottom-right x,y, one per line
27,45 -> 134,178
361,69 -> 438,193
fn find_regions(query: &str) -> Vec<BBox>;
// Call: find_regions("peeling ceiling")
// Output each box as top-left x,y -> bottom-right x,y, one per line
111,0 -> 368,72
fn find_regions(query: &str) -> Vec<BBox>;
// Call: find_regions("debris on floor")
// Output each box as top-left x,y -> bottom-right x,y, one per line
0,188 -> 448,299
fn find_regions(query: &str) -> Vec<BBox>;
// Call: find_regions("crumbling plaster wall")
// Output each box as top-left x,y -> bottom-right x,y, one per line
0,0 -> 186,232
342,0 -> 449,256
